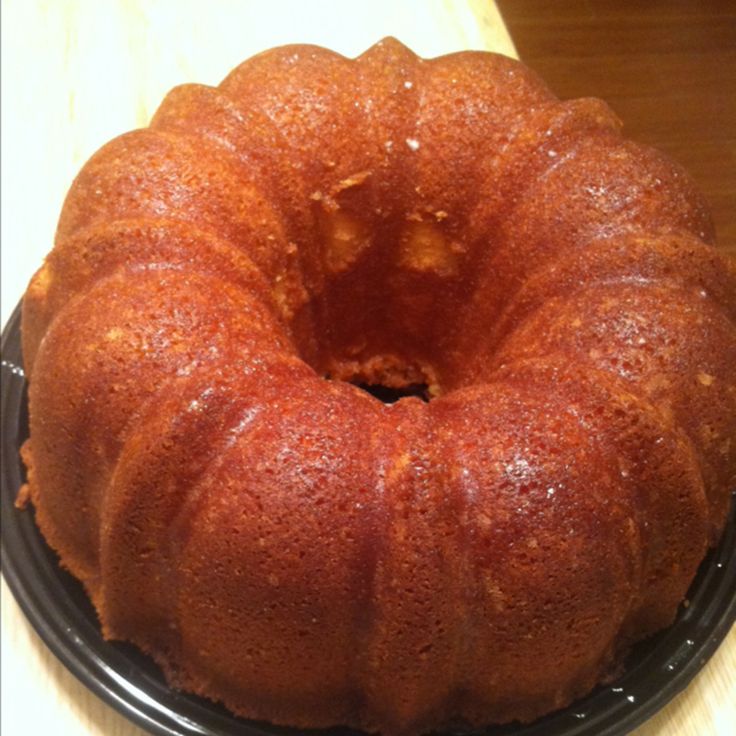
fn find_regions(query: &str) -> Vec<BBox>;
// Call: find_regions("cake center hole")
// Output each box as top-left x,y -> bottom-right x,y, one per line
321,356 -> 437,404
354,382 -> 430,404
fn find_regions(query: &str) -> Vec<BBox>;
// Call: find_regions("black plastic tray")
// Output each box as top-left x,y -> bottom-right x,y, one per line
2,300 -> 735,736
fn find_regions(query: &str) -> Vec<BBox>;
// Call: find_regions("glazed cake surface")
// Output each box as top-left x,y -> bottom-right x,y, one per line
20,38 -> 736,735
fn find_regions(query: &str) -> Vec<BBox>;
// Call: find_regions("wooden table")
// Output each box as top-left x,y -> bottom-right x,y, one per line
1,2 -> 733,735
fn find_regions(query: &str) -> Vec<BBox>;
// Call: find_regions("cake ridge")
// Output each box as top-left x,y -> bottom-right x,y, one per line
98,356 -> 315,636
492,228 -> 736,341
23,216 -> 281,371
492,281 -> 736,537
485,355 -> 709,635
151,83 -> 319,293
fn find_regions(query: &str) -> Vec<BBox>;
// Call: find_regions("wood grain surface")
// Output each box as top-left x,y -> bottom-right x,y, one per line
1,2 -> 733,736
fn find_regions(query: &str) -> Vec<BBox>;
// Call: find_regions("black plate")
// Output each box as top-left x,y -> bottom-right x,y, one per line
2,300 -> 735,736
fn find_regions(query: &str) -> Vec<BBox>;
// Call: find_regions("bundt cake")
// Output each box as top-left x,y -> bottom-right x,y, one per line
19,38 -> 736,735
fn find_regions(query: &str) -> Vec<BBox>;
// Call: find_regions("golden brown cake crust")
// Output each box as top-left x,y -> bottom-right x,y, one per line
20,38 -> 736,735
